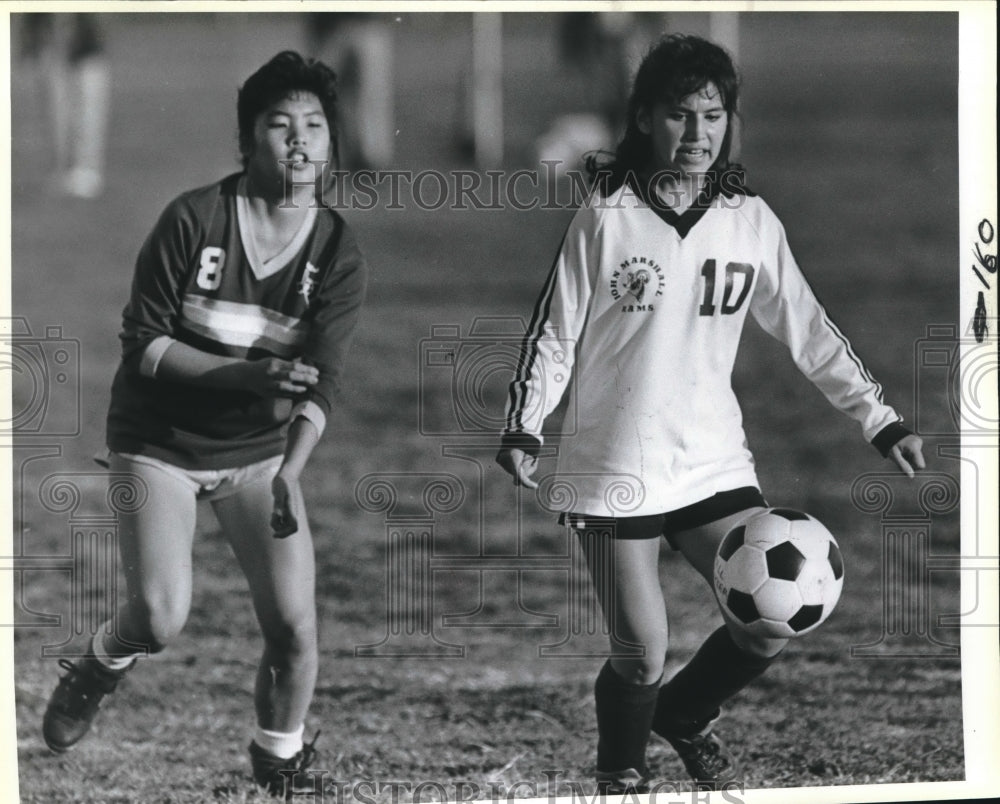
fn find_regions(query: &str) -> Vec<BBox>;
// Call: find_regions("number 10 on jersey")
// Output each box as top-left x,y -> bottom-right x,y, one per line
699,259 -> 755,316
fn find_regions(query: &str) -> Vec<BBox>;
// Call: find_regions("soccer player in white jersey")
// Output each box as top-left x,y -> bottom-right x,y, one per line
42,51 -> 368,796
497,34 -> 925,792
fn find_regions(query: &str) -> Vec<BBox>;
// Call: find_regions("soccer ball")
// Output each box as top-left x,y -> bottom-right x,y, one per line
713,508 -> 844,639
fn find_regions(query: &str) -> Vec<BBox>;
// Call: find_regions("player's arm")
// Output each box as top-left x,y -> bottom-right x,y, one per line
123,192 -> 321,396
119,197 -> 195,373
269,223 -> 369,536
291,223 -> 369,437
153,339 -> 322,538
749,208 -> 925,477
155,343 -> 318,396
270,415 -> 321,538
497,209 -> 597,486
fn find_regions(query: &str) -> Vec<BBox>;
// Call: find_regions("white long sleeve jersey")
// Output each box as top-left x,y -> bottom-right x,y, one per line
503,179 -> 903,518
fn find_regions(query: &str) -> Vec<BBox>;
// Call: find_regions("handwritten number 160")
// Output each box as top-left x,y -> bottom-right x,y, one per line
971,218 -> 994,344
972,218 -> 996,289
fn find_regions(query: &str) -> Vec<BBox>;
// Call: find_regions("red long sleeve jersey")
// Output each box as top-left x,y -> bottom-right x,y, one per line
503,178 -> 905,517
107,174 -> 367,470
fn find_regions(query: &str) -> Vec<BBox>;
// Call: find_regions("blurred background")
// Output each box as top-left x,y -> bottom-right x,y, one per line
8,10 -> 969,801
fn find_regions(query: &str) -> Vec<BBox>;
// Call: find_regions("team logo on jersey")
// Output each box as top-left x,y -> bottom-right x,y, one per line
610,256 -> 665,312
298,262 -> 319,304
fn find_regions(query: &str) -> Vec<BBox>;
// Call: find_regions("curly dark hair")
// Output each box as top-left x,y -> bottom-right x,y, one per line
586,34 -> 745,195
237,50 -> 339,169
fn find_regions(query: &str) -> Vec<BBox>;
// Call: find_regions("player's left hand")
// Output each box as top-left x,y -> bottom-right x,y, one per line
271,471 -> 300,538
890,434 -> 926,478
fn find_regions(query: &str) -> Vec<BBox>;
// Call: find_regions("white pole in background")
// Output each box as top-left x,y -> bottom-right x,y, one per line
472,13 -> 503,168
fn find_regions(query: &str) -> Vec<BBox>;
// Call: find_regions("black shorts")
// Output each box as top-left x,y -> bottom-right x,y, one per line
561,486 -> 767,547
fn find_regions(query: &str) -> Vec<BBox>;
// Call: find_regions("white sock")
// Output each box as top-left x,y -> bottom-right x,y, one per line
91,625 -> 140,671
253,724 -> 305,759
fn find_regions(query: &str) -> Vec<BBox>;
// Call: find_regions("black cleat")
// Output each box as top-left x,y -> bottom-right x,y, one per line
657,712 -> 742,789
595,767 -> 650,795
42,656 -> 134,753
249,731 -> 321,799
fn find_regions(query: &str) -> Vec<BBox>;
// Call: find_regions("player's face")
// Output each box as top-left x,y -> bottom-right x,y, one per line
247,92 -> 331,192
637,83 -> 728,178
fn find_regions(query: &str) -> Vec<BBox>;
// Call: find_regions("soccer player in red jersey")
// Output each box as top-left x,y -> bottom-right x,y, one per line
42,51 -> 367,796
498,34 -> 924,791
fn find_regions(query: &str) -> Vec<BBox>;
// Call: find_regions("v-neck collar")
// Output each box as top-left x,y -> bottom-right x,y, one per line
628,173 -> 719,239
236,176 -> 318,280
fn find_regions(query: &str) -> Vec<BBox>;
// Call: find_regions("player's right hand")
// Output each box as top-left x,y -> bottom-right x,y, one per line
245,357 -> 319,395
496,447 -> 539,489
270,470 -> 301,538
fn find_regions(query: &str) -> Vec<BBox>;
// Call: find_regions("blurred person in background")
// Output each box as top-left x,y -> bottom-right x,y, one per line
539,13 -> 668,177
498,33 -> 924,792
305,12 -> 395,170
18,13 -> 111,199
41,51 -> 368,798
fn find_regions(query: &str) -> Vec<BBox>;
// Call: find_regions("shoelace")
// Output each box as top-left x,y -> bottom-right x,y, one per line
252,731 -> 323,799
56,659 -> 98,695
295,730 -> 321,772
683,732 -> 734,776
57,659 -> 79,676
59,657 -> 122,689
274,731 -> 322,797
51,660 -> 105,719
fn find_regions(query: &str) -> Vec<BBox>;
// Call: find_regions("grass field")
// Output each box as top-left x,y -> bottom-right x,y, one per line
7,10 -> 969,803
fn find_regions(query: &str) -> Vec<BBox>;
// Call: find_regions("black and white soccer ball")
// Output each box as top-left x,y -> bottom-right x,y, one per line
713,508 -> 845,639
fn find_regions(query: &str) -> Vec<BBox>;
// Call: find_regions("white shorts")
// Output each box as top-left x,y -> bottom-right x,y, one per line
106,451 -> 283,502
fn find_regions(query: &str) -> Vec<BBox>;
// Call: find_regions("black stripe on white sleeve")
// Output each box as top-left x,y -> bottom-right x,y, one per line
505,235 -> 567,434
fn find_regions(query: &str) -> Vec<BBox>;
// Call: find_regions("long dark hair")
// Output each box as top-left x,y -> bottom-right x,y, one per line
237,50 -> 339,169
586,34 -> 746,196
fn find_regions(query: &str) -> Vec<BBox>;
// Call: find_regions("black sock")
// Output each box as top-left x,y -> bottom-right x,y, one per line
594,660 -> 660,773
652,626 -> 778,736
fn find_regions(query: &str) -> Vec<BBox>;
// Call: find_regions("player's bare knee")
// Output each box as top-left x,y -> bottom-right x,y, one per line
146,610 -> 188,652
262,614 -> 317,658
129,596 -> 188,652
610,652 -> 665,685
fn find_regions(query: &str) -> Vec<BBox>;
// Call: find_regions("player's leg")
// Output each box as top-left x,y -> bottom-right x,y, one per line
577,516 -> 668,789
105,455 -> 200,655
211,471 -> 318,792
652,503 -> 781,786
43,454 -> 198,752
